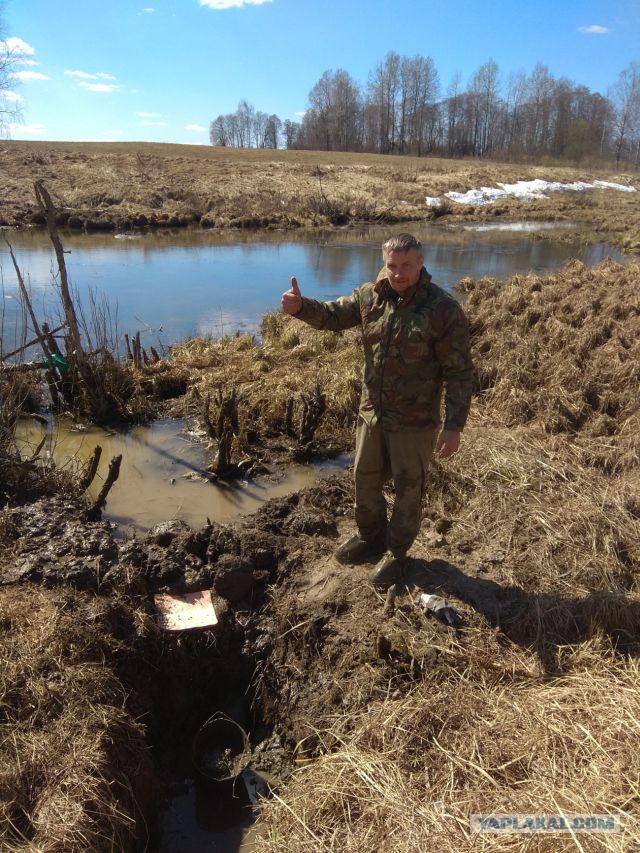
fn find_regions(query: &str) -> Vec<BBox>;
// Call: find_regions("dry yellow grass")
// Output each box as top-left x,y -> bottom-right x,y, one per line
170,315 -> 363,455
2,141 -> 639,251
259,646 -> 640,851
0,585 -> 156,852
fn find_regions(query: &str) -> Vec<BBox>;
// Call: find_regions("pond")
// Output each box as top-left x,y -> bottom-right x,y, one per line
0,222 -> 622,354
15,416 -> 350,533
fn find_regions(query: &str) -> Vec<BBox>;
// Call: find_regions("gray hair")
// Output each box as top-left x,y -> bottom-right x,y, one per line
382,233 -> 423,254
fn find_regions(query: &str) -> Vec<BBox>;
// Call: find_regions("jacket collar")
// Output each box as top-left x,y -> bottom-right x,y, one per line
374,266 -> 432,303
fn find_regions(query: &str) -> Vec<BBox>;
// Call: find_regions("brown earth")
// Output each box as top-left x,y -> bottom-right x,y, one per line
1,256 -> 639,850
1,140 -> 639,254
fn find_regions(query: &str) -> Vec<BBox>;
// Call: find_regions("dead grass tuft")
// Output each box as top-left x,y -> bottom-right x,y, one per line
0,585 -> 156,852
171,316 -> 362,451
460,259 -> 640,471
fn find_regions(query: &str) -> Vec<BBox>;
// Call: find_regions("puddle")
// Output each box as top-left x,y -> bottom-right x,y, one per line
160,777 -> 265,853
15,417 -> 351,532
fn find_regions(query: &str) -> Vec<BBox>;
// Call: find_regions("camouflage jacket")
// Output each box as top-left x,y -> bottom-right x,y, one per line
294,267 -> 473,431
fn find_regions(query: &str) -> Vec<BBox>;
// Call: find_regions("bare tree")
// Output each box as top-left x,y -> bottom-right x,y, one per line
252,109 -> 268,147
299,69 -> 361,151
504,70 -> 527,156
398,55 -> 439,154
0,7 -> 22,137
444,71 -> 463,155
331,69 -> 362,151
609,62 -> 640,165
282,118 -> 300,149
468,59 -> 501,156
367,51 -> 401,153
264,113 -> 281,149
209,115 -> 228,147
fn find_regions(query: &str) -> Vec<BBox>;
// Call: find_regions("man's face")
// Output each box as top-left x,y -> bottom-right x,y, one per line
383,249 -> 424,294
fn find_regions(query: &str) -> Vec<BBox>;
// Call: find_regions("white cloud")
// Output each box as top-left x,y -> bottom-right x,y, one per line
140,6 -> 155,12
3,91 -> 23,101
294,111 -> 306,117
79,81 -> 118,92
65,70 -> 117,81
12,70 -> 50,81
578,24 -> 609,33
2,37 -> 35,56
9,122 -> 46,133
199,0 -> 272,9
137,120 -> 167,126
186,123 -> 206,131
136,111 -> 162,118
65,70 -> 97,79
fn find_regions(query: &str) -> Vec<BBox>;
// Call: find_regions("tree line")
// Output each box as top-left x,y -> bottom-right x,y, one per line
209,54 -> 640,167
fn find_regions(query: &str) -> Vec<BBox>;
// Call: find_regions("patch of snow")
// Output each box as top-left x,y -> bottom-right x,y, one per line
462,221 -> 578,233
592,180 -> 637,192
446,186 -> 508,205
425,196 -> 442,207
445,178 -> 636,206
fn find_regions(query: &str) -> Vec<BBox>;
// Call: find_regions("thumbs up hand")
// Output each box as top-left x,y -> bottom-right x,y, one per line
281,276 -> 303,316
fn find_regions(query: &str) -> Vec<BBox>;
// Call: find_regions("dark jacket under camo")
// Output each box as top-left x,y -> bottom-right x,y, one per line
294,266 -> 473,431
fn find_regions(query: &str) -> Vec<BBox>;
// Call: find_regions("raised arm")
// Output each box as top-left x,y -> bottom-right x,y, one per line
281,277 -> 362,332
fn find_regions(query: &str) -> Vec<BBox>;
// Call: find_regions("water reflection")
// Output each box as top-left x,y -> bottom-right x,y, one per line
15,417 -> 350,533
0,223 -> 623,353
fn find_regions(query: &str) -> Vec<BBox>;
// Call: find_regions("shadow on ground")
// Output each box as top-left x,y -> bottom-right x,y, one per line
407,557 -> 640,674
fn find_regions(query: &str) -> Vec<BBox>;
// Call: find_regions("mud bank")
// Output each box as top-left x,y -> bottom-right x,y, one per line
0,471 -> 359,849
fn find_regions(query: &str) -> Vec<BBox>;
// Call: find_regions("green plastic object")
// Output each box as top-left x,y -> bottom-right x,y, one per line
46,353 -> 70,373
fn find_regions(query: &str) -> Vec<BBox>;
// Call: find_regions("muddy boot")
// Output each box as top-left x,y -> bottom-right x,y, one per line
370,553 -> 406,589
334,534 -> 386,565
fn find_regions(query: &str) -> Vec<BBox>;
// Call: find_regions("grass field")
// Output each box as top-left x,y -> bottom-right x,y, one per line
2,140 -> 639,252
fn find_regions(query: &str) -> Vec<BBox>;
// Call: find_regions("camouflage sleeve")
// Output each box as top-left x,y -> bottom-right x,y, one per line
434,301 -> 474,431
292,292 -> 361,331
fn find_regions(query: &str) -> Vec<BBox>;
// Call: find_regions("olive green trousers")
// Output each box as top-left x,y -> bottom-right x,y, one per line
354,418 -> 439,557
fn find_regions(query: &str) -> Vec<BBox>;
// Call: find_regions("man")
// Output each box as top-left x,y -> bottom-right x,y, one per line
281,233 -> 473,588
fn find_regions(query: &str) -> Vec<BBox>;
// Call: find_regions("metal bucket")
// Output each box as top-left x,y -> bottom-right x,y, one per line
192,712 -> 251,796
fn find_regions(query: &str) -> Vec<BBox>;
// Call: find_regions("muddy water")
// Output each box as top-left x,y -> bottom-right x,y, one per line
16,417 -> 349,532
0,222 -> 622,354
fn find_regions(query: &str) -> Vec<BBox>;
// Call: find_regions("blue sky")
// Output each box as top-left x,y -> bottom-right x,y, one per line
3,0 -> 639,144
